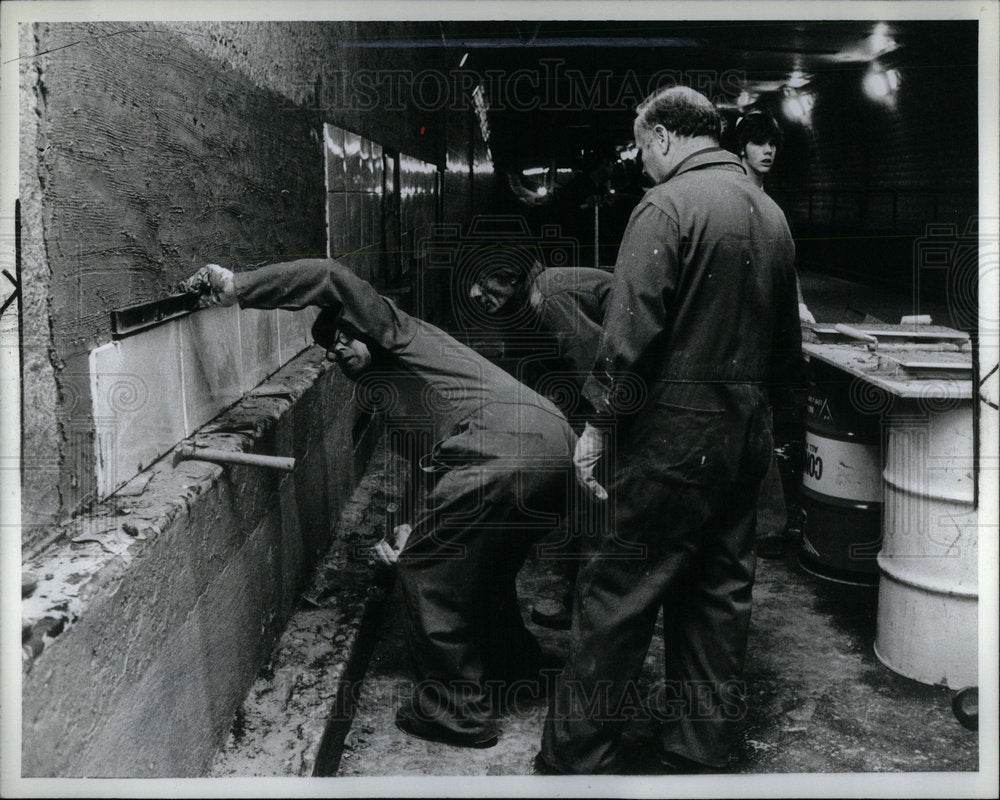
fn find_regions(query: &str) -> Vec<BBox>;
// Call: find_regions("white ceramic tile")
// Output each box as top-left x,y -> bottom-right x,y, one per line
360,192 -> 374,250
371,190 -> 384,249
399,230 -> 413,274
180,305 -> 244,434
239,308 -> 280,391
90,322 -> 186,498
372,141 -> 384,189
324,125 -> 346,192
277,308 -> 318,364
344,129 -> 362,190
345,193 -> 363,255
328,191 -> 346,257
360,137 -> 374,192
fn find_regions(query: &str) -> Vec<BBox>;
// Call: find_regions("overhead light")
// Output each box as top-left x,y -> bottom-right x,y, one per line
863,62 -> 901,104
787,70 -> 811,89
826,21 -> 899,63
536,185 -> 548,197
736,89 -> 759,109
458,51 -> 469,68
868,23 -> 896,57
781,87 -> 814,125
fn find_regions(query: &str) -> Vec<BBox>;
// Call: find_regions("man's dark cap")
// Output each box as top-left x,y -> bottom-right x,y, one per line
311,307 -> 343,351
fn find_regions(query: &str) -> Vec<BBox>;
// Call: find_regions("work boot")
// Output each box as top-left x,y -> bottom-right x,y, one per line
530,585 -> 574,630
533,752 -> 565,775
755,531 -> 787,560
530,599 -> 572,630
617,746 -> 727,775
394,704 -> 499,749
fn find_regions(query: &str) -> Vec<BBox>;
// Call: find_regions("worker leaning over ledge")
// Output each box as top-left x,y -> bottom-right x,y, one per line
181,258 -> 577,750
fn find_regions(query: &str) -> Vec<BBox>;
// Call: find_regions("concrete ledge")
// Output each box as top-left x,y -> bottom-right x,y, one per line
210,438 -> 401,776
21,347 -> 374,777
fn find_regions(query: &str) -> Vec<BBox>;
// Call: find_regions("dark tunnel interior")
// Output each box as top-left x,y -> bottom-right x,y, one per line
389,19 -> 980,331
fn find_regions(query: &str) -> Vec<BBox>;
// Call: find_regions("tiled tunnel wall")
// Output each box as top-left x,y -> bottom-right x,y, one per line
88,305 -> 318,499
19,20 -> 495,777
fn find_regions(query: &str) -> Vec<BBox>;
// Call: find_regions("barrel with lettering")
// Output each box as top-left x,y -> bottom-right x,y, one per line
798,358 -> 885,584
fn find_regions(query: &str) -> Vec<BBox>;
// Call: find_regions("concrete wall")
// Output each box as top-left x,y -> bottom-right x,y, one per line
21,22 -> 323,539
19,21 -> 494,776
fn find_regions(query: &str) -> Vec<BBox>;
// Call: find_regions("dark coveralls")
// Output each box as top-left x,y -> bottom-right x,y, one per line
518,264 -> 614,422
540,149 -> 803,772
234,260 -> 577,742
516,265 -> 614,596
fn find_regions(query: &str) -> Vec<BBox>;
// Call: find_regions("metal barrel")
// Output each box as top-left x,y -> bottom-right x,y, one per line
799,358 -> 885,584
874,400 -> 977,688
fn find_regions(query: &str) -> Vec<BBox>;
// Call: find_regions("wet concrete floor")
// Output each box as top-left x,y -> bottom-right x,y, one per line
336,542 -> 978,778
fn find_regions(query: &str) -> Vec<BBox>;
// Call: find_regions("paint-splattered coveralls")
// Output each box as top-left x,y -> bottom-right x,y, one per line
540,149 -> 803,771
234,259 -> 577,740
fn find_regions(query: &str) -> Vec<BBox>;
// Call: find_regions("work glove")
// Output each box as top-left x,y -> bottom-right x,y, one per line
373,523 -> 412,567
179,264 -> 237,308
574,422 -> 608,501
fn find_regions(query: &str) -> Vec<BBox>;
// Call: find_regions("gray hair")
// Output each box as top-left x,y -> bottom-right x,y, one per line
635,86 -> 721,141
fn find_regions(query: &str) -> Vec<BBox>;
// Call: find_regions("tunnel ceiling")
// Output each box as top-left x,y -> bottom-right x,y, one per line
372,19 -> 976,170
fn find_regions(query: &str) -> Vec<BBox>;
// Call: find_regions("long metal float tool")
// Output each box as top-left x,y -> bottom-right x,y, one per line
111,292 -> 200,339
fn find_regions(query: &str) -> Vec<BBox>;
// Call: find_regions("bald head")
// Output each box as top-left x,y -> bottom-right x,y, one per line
635,85 -> 721,141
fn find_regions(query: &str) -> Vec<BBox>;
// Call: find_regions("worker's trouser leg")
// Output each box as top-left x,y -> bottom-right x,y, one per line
655,488 -> 757,766
396,461 -> 566,740
540,441 -> 764,773
533,520 -> 582,617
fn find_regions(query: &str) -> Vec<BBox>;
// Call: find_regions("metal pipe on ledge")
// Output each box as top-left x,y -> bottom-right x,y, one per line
175,443 -> 296,472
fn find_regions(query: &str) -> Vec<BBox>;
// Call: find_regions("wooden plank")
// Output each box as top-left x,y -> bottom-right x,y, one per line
810,323 -> 969,341
882,354 -> 974,373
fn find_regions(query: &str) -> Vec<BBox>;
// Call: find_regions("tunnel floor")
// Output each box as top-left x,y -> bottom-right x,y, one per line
336,544 -> 978,777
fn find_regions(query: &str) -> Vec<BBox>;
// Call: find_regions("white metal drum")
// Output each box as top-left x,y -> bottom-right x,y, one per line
875,402 -> 978,688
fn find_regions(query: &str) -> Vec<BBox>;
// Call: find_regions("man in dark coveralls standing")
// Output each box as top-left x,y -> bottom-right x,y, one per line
536,86 -> 803,774
182,258 -> 576,749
